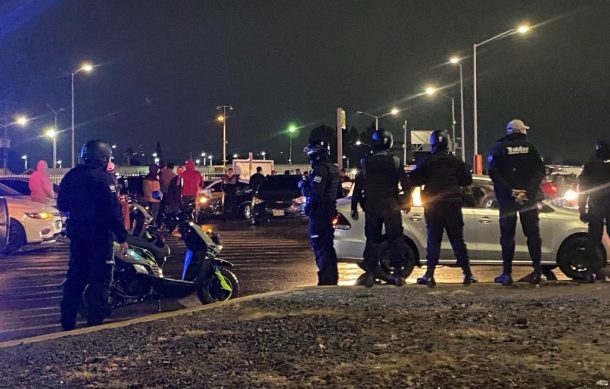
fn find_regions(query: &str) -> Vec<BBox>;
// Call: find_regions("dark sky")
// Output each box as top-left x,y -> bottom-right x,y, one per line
1,0 -> 609,166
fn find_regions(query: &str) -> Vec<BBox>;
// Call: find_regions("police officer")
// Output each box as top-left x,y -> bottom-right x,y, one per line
410,130 -> 477,286
301,138 -> 340,285
488,119 -> 546,286
58,140 -> 128,330
351,130 -> 411,287
578,137 -> 610,283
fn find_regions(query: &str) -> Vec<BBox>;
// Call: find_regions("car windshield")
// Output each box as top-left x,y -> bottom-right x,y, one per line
0,182 -> 24,196
260,175 -> 301,191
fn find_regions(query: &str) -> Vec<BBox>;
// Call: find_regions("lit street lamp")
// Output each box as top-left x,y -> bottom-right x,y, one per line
473,24 -> 530,159
261,151 -> 266,160
449,56 -> 466,161
342,155 -> 350,169
208,154 -> 213,166
21,154 -> 27,171
195,159 -> 201,166
356,108 -> 400,131
71,61 -> 94,168
200,152 -> 207,166
57,160 -> 63,168
45,127 -> 58,167
287,124 -> 297,164
1,115 -> 29,170
425,86 -> 457,154
216,105 -> 234,166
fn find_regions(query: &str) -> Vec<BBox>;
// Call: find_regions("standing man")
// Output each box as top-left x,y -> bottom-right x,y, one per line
351,130 -> 411,287
301,137 -> 340,285
57,140 -> 128,330
29,160 -> 55,204
181,160 -> 203,206
158,162 -> 176,222
578,137 -> 610,282
410,130 -> 476,286
221,167 -> 240,220
249,166 -> 265,191
488,119 -> 546,286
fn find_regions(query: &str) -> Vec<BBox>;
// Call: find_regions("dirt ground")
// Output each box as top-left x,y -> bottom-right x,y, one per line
1,283 -> 609,388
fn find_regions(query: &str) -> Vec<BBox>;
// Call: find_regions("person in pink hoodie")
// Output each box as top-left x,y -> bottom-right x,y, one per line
28,160 -> 55,204
181,160 -> 203,205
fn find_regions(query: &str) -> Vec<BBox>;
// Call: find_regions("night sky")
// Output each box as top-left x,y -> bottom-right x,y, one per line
1,0 -> 609,168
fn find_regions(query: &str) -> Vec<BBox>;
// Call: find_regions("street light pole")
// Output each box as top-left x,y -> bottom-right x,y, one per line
451,97 -> 456,153
71,62 -> 94,168
459,63 -> 465,161
216,105 -> 233,167
473,25 -> 530,159
402,120 -> 408,164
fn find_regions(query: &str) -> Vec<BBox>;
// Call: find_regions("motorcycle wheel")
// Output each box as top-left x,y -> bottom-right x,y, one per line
197,267 -> 239,304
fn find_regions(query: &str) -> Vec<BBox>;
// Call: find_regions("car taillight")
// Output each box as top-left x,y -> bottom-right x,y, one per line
331,212 -> 351,230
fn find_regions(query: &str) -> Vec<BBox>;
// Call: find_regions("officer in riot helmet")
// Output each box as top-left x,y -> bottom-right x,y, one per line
578,137 -> 610,282
351,129 -> 411,287
488,119 -> 546,286
301,137 -> 340,285
410,129 -> 476,286
58,140 -> 128,330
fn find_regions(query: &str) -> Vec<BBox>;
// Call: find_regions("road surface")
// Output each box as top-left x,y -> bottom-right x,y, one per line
0,219 -> 562,342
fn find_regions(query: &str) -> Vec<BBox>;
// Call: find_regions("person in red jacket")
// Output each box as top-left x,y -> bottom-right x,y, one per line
181,160 -> 203,205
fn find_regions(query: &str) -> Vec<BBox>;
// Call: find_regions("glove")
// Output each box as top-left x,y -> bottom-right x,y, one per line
580,212 -> 589,223
350,209 -> 359,221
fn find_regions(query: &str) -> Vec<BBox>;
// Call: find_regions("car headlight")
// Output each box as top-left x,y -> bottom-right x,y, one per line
25,212 -> 52,220
293,196 -> 306,205
563,189 -> 578,202
252,196 -> 265,206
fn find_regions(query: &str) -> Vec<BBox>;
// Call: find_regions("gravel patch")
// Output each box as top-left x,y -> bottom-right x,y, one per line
1,283 -> 609,388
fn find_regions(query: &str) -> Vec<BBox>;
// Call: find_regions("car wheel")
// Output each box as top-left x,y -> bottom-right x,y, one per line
4,219 -> 26,255
557,236 -> 606,280
240,203 -> 252,220
379,238 -> 417,279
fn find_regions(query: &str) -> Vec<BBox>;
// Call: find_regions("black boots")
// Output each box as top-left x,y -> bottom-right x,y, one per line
494,273 -> 513,286
416,271 -> 436,286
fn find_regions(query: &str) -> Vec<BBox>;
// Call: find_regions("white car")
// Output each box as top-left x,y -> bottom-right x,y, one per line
0,183 -> 63,254
333,176 -> 610,280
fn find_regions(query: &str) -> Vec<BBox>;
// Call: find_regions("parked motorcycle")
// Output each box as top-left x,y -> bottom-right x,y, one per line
78,220 -> 239,319
126,199 -> 170,265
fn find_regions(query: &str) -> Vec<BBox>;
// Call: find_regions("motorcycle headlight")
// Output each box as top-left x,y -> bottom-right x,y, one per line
25,212 -> 52,220
132,264 -> 149,274
252,196 -> 265,206
198,196 -> 209,204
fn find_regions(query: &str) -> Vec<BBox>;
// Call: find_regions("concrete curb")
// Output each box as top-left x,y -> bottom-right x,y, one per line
0,288 -> 308,349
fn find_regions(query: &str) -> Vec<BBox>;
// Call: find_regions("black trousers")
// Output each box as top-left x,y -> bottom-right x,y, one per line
424,202 -> 469,272
362,197 -> 406,271
60,227 -> 114,329
223,193 -> 237,220
308,206 -> 338,285
499,207 -> 542,275
586,207 -> 610,273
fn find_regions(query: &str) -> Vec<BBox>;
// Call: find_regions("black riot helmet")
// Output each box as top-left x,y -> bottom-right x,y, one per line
80,140 -> 113,169
430,129 -> 450,153
303,139 -> 331,164
371,130 -> 393,151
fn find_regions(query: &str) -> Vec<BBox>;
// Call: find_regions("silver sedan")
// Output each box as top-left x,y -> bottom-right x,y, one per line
333,176 -> 609,280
